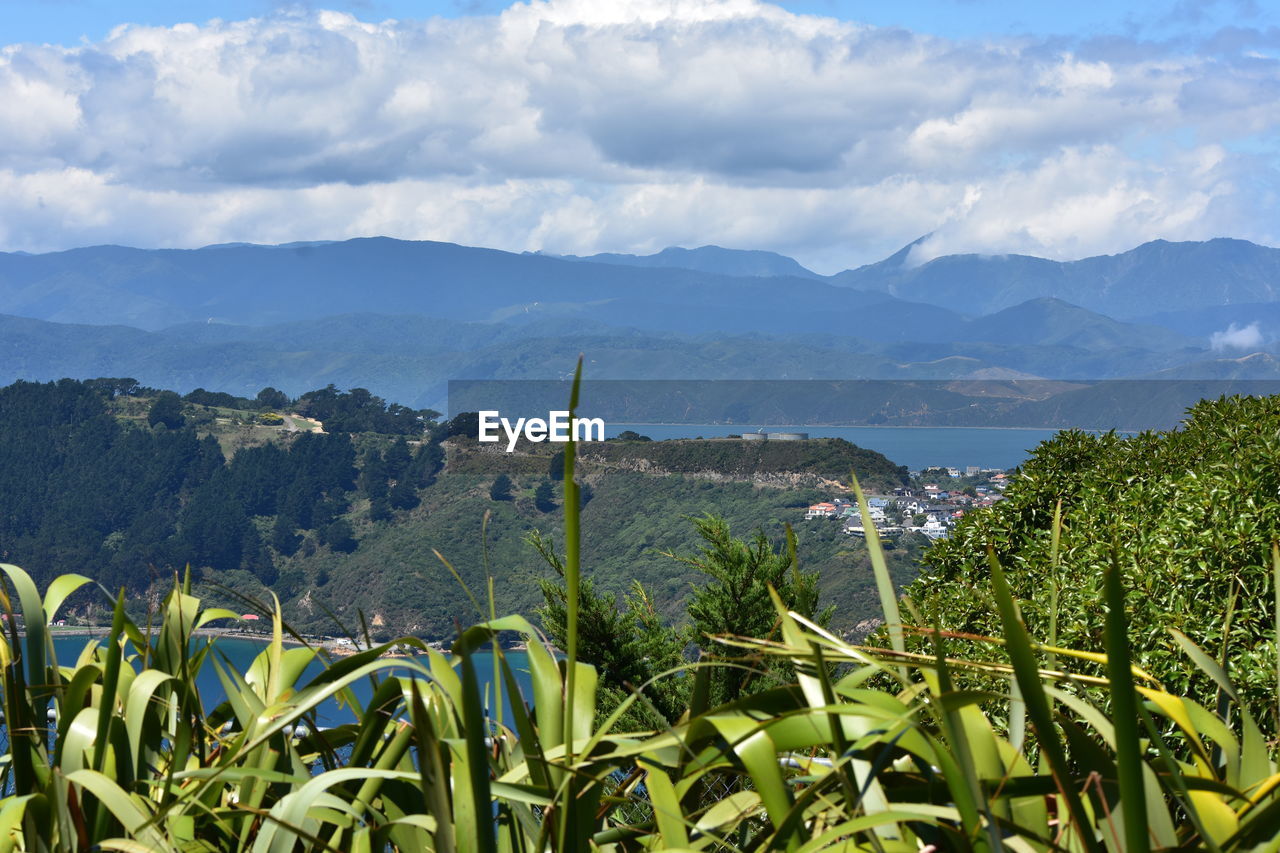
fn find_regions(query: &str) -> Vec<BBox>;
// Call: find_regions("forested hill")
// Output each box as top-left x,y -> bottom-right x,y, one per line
0,379 -> 442,595
0,378 -> 918,638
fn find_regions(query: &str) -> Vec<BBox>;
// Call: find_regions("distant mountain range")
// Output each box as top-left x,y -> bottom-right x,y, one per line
1,235 -> 1278,421
833,236 -> 1280,319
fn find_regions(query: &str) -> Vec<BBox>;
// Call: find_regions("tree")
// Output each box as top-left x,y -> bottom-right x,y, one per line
359,449 -> 389,500
534,481 -> 556,513
383,437 -> 412,479
319,518 -> 357,553
368,496 -> 392,523
446,412 -> 480,438
270,515 -> 301,557
532,533 -> 686,727
148,392 -> 185,430
677,515 -> 828,705
389,479 -> 420,511
548,449 -> 565,481
256,387 -> 290,410
489,473 -> 514,501
535,515 -> 830,723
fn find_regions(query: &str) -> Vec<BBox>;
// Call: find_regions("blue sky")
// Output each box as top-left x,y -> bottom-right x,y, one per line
0,0 -> 1276,270
2,0 -> 1264,44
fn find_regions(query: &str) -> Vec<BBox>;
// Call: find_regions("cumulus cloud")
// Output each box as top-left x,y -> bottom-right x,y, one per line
0,0 -> 1277,270
1210,321 -> 1265,351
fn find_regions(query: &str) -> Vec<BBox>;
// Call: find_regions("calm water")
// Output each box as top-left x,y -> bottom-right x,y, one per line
606,423 -> 1066,471
50,635 -> 532,727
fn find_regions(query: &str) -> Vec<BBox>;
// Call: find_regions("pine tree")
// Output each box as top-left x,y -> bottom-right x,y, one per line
489,473 -> 514,501
534,481 -> 556,513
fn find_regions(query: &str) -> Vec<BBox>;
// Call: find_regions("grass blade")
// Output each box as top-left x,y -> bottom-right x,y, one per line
1103,545 -> 1148,853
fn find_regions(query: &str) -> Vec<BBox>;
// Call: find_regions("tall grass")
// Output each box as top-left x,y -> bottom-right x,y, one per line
0,388 -> 1278,848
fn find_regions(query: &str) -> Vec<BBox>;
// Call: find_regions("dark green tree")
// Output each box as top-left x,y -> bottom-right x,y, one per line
256,387 -> 290,409
368,496 -> 392,523
148,392 -> 185,429
270,514 -> 301,557
388,479 -> 420,511
535,515 -> 829,723
534,481 -> 556,513
489,473 -> 514,501
359,448 -> 389,500
678,515 -> 827,705
319,518 -> 357,553
383,437 -> 412,479
446,412 -> 480,438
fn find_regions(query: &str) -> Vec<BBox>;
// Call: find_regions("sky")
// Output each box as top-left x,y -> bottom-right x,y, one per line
0,0 -> 1277,272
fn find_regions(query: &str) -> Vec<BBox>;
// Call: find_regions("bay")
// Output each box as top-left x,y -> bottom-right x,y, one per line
49,634 -> 532,727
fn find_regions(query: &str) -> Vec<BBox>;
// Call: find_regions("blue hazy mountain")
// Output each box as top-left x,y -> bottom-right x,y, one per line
550,245 -> 823,279
2,235 -> 1277,400
0,238 -> 936,336
2,235 -> 1263,342
833,237 -> 1280,319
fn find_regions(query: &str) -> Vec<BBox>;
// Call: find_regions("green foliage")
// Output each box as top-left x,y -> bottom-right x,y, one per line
536,515 -> 832,722
489,473 -> 514,501
255,386 -> 290,409
581,436 -> 908,491
319,518 -> 357,553
907,394 -> 1280,733
294,384 -> 433,435
534,480 -> 556,513
184,387 -> 256,409
147,390 -> 185,429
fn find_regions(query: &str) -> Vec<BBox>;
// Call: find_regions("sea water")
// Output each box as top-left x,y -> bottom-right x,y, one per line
49,634 -> 532,727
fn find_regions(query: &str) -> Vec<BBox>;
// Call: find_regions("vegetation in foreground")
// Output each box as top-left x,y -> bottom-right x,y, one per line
909,393 -> 1280,734
1,384 -> 1279,849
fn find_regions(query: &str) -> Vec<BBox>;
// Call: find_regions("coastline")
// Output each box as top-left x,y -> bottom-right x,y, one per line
36,626 -> 518,658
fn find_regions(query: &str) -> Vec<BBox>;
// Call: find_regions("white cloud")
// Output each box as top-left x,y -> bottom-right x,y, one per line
1210,321 -> 1265,351
0,0 -> 1277,271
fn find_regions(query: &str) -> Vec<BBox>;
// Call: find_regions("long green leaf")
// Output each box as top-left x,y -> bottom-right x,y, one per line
1103,547 -> 1149,853
986,548 -> 1100,853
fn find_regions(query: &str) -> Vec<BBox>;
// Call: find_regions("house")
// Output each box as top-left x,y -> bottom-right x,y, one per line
805,502 -> 838,519
910,517 -> 949,539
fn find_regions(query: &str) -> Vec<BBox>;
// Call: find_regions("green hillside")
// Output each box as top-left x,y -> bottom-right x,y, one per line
237,436 -> 921,639
0,378 -> 921,641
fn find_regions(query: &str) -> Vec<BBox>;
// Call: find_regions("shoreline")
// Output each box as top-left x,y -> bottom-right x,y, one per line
36,626 -> 523,657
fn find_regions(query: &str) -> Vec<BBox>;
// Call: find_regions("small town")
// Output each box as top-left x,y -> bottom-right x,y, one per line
804,467 -> 1010,539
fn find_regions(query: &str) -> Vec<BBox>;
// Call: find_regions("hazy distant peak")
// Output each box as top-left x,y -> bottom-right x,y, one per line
552,244 -> 822,279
